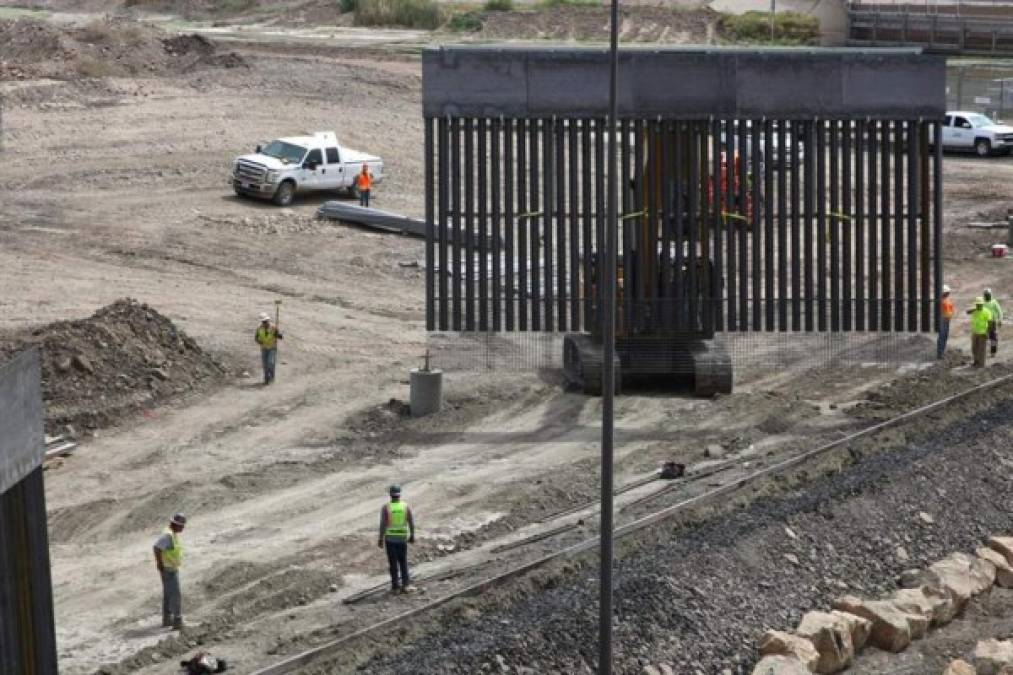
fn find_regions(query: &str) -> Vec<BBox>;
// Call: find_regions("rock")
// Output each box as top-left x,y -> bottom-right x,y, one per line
72,354 -> 94,374
758,630 -> 819,671
974,639 -> 1013,675
830,611 -> 871,651
785,527 -> 798,540
978,547 -> 1013,588
918,511 -> 935,525
658,666 -> 674,675
784,553 -> 800,566
890,586 -> 956,626
750,655 -> 812,675
642,667 -> 661,675
895,546 -> 909,563
149,367 -> 170,381
942,660 -> 976,675
705,444 -> 725,459
988,536 -> 1013,565
926,552 -> 996,610
55,356 -> 73,373
832,596 -> 922,652
898,568 -> 929,589
796,611 -> 854,673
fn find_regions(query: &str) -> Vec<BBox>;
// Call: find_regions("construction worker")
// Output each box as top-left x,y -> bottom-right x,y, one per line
356,163 -> 373,208
984,288 -> 1003,356
968,297 -> 993,368
377,484 -> 415,594
153,513 -> 187,630
938,284 -> 954,359
254,312 -> 282,385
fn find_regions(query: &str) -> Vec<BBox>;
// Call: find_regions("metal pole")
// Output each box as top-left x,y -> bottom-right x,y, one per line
600,0 -> 618,668
770,0 -> 776,40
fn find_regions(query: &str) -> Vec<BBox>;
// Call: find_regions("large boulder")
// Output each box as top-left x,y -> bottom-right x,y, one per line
890,586 -> 957,626
830,611 -> 872,651
942,659 -> 976,675
751,655 -> 814,675
973,639 -> 1013,675
927,552 -> 996,610
978,547 -> 1013,588
758,630 -> 819,671
832,596 -> 926,652
795,611 -> 854,673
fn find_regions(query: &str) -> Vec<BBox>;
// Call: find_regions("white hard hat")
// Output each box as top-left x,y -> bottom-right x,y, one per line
259,312 -> 271,322
942,285 -> 951,294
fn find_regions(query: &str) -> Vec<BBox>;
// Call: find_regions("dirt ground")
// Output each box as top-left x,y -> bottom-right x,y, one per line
1,8 -> 1012,675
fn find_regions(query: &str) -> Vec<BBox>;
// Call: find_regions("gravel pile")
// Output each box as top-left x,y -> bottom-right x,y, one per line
343,384 -> 1013,675
0,298 -> 229,433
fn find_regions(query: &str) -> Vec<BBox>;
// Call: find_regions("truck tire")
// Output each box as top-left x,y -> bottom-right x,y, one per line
273,180 -> 296,206
975,138 -> 992,157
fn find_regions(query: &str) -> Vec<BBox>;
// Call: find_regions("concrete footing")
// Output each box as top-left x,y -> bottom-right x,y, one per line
410,368 -> 442,417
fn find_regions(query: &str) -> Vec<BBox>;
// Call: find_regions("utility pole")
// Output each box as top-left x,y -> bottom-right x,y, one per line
770,0 -> 776,41
600,0 -> 619,669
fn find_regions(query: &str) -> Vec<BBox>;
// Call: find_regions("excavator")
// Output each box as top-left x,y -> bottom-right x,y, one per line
562,127 -> 747,397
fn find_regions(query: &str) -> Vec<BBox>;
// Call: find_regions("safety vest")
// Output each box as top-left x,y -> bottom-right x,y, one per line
357,171 -> 372,191
384,501 -> 409,541
940,298 -> 954,320
162,531 -> 183,570
985,299 -> 1003,323
256,326 -> 277,350
972,308 -> 992,335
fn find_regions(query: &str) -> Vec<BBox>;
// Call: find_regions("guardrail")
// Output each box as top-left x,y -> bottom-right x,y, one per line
848,6 -> 1013,55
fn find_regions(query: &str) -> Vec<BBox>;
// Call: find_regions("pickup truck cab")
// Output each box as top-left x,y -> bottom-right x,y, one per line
232,131 -> 383,206
941,112 -> 1013,157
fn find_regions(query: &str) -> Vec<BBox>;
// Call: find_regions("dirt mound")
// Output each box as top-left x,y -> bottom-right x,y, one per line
0,18 -> 247,81
0,299 -> 230,434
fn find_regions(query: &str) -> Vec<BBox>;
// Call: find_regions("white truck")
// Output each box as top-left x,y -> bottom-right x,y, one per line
941,111 -> 1013,157
231,131 -> 383,206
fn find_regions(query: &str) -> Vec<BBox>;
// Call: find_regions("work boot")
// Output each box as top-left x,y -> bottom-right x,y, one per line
401,585 -> 417,594
162,616 -> 172,628
389,585 -> 401,595
172,619 -> 184,631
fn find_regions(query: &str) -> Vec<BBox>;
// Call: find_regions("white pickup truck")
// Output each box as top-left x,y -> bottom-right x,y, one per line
941,111 -> 1013,157
231,131 -> 383,206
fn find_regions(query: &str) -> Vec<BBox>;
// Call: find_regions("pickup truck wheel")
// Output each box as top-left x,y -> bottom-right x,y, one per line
273,180 -> 295,206
975,138 -> 992,157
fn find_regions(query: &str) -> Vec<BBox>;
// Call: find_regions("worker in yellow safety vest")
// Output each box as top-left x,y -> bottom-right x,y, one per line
255,312 -> 283,385
357,164 -> 374,208
153,513 -> 187,630
968,297 -> 993,368
377,484 -> 415,593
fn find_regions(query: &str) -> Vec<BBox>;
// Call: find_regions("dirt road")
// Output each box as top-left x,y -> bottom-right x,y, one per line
2,12 -> 1013,675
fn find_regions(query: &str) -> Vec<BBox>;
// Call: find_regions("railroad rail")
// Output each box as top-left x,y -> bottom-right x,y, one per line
250,370 -> 1013,675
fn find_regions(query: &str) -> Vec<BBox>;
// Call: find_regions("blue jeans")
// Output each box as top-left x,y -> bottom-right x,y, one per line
359,189 -> 370,208
261,348 -> 277,383
161,569 -> 182,622
937,319 -> 950,359
385,539 -> 409,589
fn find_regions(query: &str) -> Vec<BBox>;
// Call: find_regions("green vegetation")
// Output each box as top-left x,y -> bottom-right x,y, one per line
341,0 -> 358,12
483,0 -> 513,11
354,0 -> 442,28
719,11 -> 819,45
447,10 -> 483,31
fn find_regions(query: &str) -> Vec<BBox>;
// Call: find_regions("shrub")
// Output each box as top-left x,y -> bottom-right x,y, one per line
447,11 -> 483,31
720,10 -> 819,45
354,0 -> 442,29
340,0 -> 357,12
484,0 -> 513,11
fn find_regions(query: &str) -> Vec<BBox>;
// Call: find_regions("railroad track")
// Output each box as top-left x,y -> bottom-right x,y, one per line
250,371 -> 1013,675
